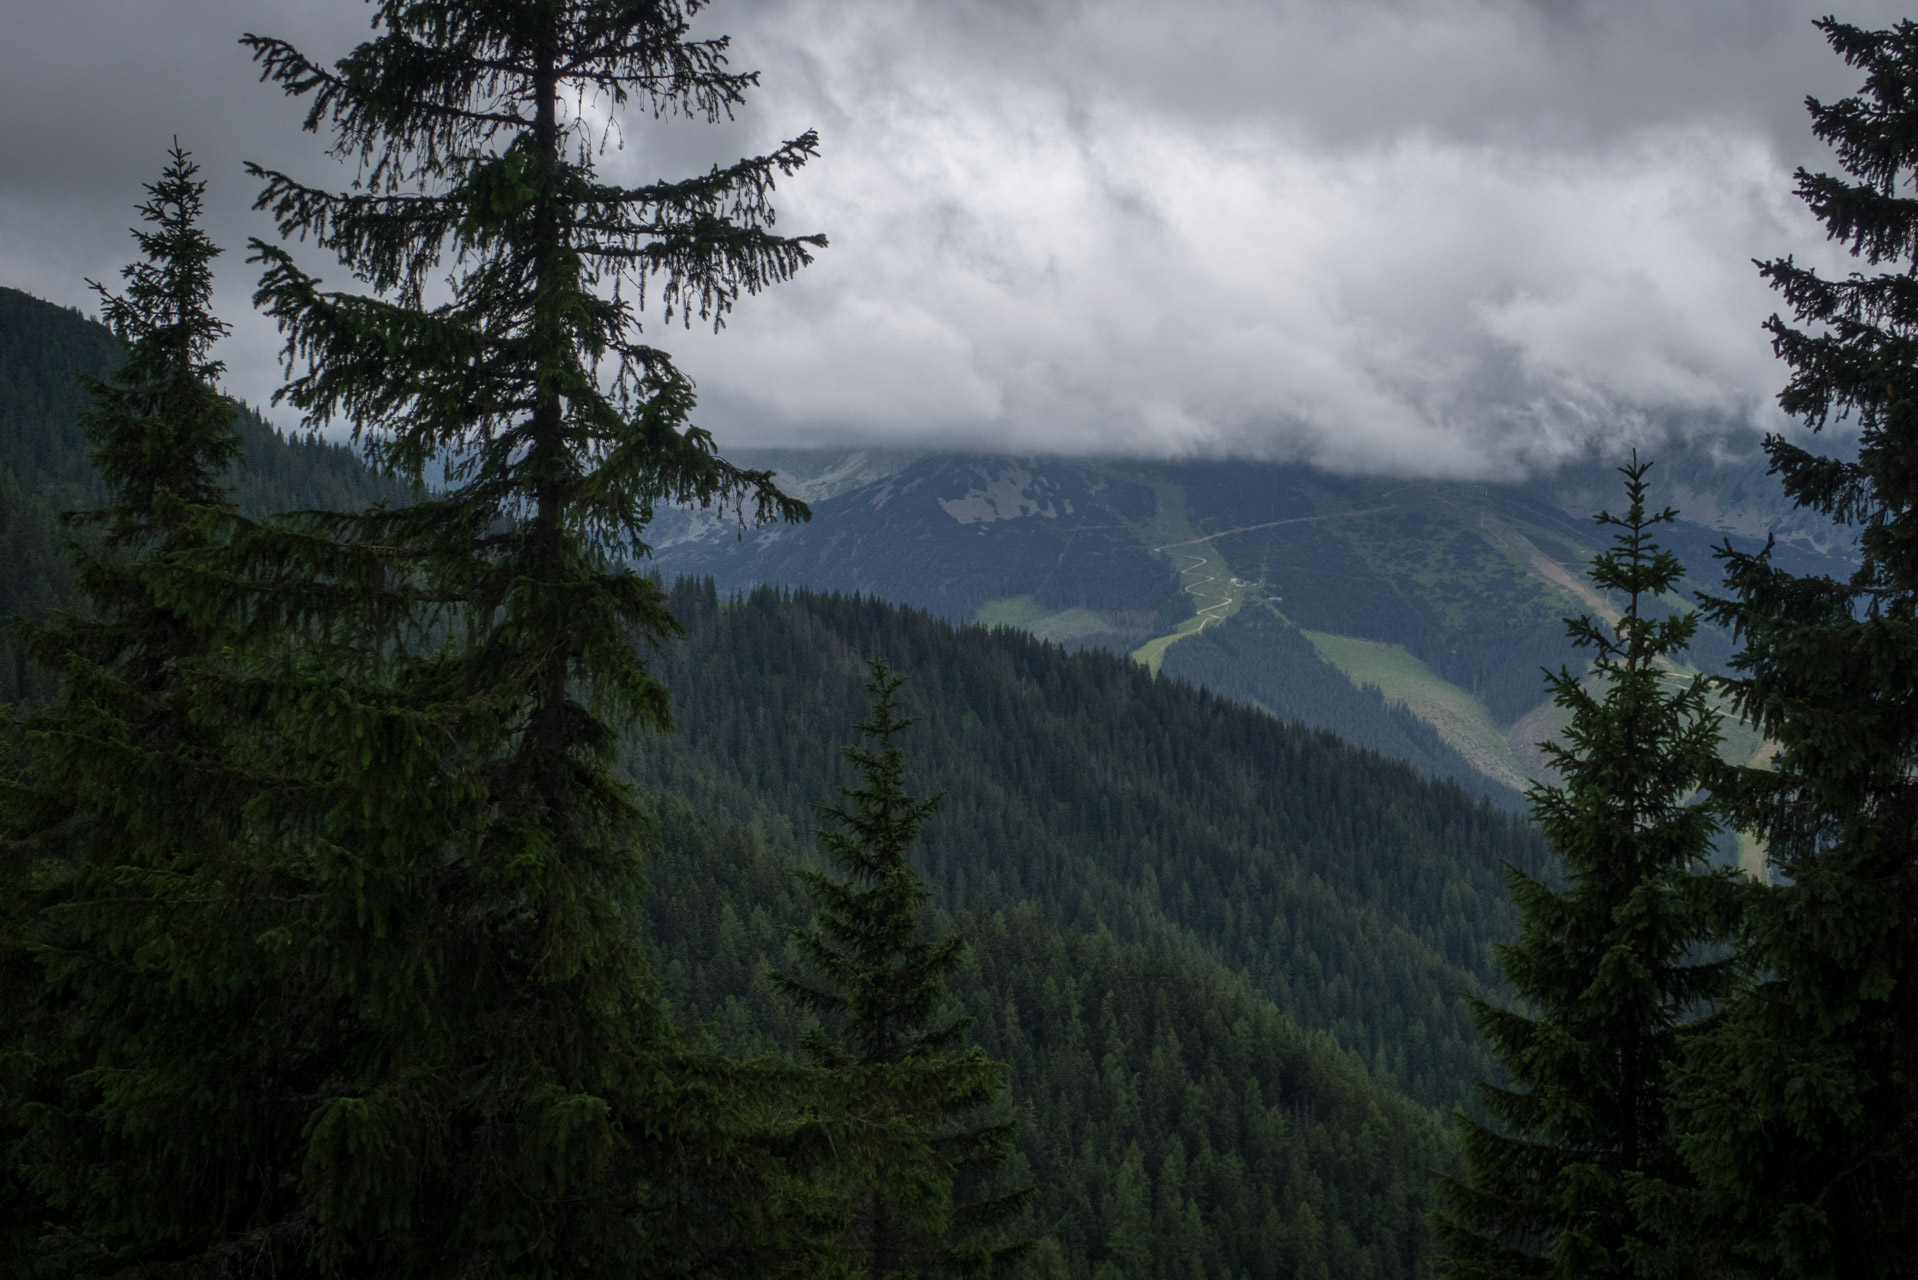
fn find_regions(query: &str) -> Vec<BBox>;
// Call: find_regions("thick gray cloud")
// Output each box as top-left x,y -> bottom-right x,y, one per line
1,0 -> 1907,476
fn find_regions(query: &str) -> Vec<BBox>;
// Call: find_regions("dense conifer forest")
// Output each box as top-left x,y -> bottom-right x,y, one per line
1158,604 -> 1522,807
631,579 -> 1546,1110
646,809 -> 1452,1280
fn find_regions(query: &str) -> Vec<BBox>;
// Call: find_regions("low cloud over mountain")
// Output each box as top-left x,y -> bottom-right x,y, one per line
2,0 -> 1899,476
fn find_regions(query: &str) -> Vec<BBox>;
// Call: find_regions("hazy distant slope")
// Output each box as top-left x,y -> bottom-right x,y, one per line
650,454 -> 1194,649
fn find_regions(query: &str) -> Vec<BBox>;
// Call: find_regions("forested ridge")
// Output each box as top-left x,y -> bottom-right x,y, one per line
632,578 -> 1547,1109
627,582 -> 1551,1275
0,287 -> 401,517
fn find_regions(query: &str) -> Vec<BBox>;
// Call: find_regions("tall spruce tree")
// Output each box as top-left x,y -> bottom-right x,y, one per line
241,0 -> 819,822
777,661 -> 1031,1279
203,0 -> 842,1273
1429,457 -> 1730,1279
1667,19 -> 1918,1277
0,148 -> 267,1273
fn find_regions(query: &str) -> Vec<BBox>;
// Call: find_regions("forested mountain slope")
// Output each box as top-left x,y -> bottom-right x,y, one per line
629,578 -> 1549,1109
645,803 -> 1452,1280
0,287 -> 409,702
1158,604 -> 1520,803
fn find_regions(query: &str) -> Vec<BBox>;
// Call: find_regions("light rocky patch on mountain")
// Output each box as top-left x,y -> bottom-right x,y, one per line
937,465 -> 1073,524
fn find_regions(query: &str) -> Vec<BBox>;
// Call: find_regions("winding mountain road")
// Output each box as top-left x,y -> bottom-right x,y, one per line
1168,551 -> 1235,631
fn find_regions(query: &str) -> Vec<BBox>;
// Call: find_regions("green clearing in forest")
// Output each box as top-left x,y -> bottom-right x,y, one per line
975,594 -> 1116,647
1129,533 -> 1252,675
1300,629 -> 1534,792
1130,628 -> 1187,677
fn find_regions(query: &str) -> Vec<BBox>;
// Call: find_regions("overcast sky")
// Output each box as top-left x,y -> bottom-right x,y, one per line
1,0 -> 1905,478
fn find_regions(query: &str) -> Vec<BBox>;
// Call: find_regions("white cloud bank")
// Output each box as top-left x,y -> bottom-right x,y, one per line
1,0 -> 1905,477
665,0 -> 1875,476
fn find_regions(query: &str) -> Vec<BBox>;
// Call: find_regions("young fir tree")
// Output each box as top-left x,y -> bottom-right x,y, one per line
777,661 -> 1031,1279
1666,19 -> 1918,1276
0,148 -> 264,1271
1429,458 -> 1730,1279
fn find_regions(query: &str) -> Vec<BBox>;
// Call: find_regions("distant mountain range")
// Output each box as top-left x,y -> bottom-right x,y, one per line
650,443 -> 1852,813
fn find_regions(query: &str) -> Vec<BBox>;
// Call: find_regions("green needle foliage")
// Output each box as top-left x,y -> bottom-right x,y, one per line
187,0 -> 842,1273
1669,18 -> 1918,1277
778,661 -> 1032,1278
1,138 -> 812,1280
241,0 -> 818,777
1430,457 -> 1731,1279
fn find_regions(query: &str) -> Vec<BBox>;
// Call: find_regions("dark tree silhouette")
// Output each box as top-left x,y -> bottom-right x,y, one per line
1670,18 -> 1918,1277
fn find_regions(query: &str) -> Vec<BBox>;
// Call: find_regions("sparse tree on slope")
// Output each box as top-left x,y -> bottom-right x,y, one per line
778,660 -> 1032,1278
1668,18 -> 1918,1276
1430,457 -> 1731,1279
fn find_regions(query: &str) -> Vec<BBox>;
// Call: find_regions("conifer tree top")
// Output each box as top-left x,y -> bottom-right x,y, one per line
1664,20 -> 1918,1276
774,659 -> 1032,1277
780,659 -> 961,1068
81,142 -> 239,548
243,0 -> 820,541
